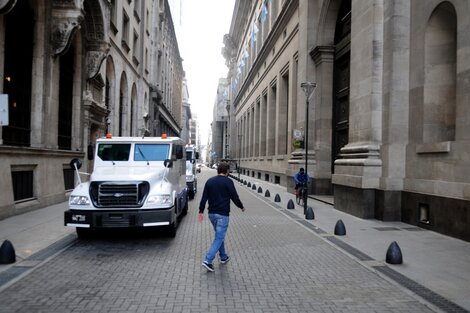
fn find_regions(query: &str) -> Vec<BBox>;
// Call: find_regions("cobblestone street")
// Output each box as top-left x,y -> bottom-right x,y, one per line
0,171 -> 437,313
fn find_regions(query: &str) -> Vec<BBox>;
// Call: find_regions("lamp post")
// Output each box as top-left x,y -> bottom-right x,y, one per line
300,82 -> 317,214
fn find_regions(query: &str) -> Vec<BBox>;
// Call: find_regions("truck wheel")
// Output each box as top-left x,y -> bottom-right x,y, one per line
167,222 -> 177,238
182,194 -> 189,216
76,227 -> 93,240
166,205 -> 178,237
188,191 -> 194,200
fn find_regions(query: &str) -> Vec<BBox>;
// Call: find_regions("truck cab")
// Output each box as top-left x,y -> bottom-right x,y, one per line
64,135 -> 188,238
185,145 -> 199,199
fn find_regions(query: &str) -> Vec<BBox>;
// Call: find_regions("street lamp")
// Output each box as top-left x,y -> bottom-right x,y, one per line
300,81 -> 317,214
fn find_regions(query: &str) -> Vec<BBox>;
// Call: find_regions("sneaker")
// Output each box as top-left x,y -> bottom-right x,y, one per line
220,256 -> 230,264
202,261 -> 214,272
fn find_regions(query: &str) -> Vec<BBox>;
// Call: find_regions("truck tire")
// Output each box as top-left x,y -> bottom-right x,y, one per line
182,194 -> 189,216
76,227 -> 93,240
188,190 -> 195,200
166,204 -> 178,238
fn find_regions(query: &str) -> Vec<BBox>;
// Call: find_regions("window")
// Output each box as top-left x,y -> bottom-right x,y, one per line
135,144 -> 170,161
134,0 -> 141,21
145,48 -> 149,74
146,9 -> 150,35
110,0 -> 118,34
422,2 -> 456,143
98,144 -> 131,161
122,10 -> 130,52
12,170 -> 34,201
132,31 -> 139,65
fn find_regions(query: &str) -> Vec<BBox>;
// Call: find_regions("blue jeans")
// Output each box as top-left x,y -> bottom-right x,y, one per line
205,213 -> 229,264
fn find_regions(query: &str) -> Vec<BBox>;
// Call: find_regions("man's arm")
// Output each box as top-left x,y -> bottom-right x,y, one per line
198,183 -> 209,222
294,173 -> 299,184
227,180 -> 244,209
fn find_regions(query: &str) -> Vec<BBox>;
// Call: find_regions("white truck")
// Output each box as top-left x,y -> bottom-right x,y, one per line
185,145 -> 199,199
64,135 -> 189,238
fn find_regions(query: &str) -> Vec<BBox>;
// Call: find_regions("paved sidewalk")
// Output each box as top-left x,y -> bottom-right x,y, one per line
0,201 -> 74,263
0,169 -> 469,312
231,172 -> 470,312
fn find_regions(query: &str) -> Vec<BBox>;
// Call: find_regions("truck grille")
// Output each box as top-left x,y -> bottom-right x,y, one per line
90,181 -> 149,208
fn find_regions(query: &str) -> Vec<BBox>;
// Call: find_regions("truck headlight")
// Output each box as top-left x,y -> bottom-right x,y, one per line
186,175 -> 194,182
147,195 -> 172,205
69,195 -> 90,205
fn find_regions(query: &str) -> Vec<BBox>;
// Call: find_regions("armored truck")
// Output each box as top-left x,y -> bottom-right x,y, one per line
64,134 -> 188,238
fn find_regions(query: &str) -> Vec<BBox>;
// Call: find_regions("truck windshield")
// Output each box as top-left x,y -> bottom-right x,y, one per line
134,144 -> 170,161
98,144 -> 131,161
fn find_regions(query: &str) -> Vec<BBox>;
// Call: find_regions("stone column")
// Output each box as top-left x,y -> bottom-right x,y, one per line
377,0 -> 411,220
332,0 -> 384,218
310,45 -> 335,194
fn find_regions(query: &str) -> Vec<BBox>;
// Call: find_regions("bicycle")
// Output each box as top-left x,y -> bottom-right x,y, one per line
295,183 -> 307,207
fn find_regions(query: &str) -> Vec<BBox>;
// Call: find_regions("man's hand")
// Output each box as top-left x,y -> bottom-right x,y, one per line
197,213 -> 204,222
241,208 -> 245,212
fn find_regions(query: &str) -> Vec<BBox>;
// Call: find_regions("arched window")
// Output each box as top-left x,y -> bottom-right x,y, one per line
130,84 -> 137,136
105,57 -> 116,134
423,2 -> 457,143
2,1 -> 34,146
119,73 -> 128,136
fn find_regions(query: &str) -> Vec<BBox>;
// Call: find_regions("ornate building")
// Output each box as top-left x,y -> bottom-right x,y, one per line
224,0 -> 470,241
211,78 -> 230,164
0,0 -> 183,219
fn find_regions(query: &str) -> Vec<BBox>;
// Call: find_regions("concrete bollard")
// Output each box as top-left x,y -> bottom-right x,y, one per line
305,207 -> 315,220
386,241 -> 403,264
334,219 -> 346,236
274,194 -> 281,202
257,186 -> 263,193
0,240 -> 16,264
265,190 -> 270,197
287,199 -> 295,209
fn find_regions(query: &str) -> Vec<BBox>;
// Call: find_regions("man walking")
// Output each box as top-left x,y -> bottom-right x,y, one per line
198,162 -> 245,272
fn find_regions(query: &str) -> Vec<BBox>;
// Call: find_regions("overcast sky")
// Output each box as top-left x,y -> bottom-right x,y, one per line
174,0 -> 235,147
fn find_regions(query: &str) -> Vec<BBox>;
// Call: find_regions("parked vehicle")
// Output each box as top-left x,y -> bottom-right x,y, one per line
64,134 -> 188,238
185,145 -> 199,199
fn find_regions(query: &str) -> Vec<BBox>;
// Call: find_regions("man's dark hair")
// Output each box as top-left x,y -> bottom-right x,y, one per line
299,168 -> 305,172
217,162 -> 230,174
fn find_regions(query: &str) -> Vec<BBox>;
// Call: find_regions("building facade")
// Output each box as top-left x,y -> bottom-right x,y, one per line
0,0 -> 184,220
211,78 -> 230,165
224,0 -> 470,241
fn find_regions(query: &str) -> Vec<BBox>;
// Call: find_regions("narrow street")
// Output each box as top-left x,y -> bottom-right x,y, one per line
0,168 -> 437,312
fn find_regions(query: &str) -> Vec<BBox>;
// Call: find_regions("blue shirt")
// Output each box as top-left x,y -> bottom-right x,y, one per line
294,172 -> 310,185
199,175 -> 244,216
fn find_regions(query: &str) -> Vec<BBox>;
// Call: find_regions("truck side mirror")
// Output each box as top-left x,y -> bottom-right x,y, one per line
196,152 -> 199,159
87,144 -> 94,160
164,159 -> 173,168
191,159 -> 196,164
70,158 -> 82,170
175,145 -> 183,159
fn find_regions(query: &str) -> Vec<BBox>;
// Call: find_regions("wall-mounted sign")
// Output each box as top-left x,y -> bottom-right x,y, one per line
293,129 -> 303,139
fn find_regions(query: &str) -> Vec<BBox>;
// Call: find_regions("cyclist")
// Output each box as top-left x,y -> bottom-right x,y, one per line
294,168 -> 311,193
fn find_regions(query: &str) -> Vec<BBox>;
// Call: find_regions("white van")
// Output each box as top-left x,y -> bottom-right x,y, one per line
64,135 -> 188,238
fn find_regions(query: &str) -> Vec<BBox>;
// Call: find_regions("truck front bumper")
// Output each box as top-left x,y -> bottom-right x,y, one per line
64,208 -> 175,229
